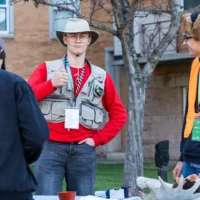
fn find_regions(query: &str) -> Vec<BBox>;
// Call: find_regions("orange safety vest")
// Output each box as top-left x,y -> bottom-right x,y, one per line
184,57 -> 200,138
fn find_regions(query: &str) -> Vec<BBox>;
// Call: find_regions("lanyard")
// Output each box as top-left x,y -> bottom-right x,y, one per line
63,55 -> 76,104
63,54 -> 86,104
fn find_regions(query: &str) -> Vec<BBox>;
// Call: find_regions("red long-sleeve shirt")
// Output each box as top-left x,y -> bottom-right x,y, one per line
28,61 -> 128,146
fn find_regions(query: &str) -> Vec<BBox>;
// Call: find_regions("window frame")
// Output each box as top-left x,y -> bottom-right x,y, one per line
0,1 -> 14,38
176,0 -> 199,11
49,1 -> 80,39
183,0 -> 200,10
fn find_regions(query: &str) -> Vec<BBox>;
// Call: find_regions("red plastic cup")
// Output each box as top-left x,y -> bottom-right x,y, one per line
58,191 -> 76,200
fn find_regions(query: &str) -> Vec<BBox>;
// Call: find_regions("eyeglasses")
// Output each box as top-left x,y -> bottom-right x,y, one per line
65,33 -> 90,41
183,35 -> 192,43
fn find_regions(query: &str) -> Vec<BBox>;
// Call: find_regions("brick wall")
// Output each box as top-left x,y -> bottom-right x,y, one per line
120,60 -> 192,161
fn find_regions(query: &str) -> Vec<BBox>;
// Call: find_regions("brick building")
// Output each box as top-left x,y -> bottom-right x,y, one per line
1,0 -> 199,163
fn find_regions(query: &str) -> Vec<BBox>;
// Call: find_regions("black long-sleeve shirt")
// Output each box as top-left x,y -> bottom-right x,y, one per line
179,58 -> 200,164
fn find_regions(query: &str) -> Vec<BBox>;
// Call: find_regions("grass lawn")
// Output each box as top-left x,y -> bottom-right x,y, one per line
94,164 -> 173,191
31,163 -> 174,194
41,163 -> 173,191
32,163 -> 174,192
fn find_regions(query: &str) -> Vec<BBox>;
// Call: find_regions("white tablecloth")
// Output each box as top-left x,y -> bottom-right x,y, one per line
33,196 -> 58,200
33,195 -> 200,200
33,195 -> 141,200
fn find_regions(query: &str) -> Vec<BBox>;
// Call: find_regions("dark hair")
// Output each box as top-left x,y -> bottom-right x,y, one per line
0,38 -> 7,70
191,12 -> 200,23
0,48 -> 6,70
1,60 -> 6,70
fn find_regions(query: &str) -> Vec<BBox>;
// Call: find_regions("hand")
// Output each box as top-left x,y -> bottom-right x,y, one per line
172,161 -> 183,181
51,65 -> 68,88
78,138 -> 95,147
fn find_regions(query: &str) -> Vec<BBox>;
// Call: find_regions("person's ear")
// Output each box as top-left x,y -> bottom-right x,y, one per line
88,37 -> 91,46
63,35 -> 68,45
0,59 -> 5,70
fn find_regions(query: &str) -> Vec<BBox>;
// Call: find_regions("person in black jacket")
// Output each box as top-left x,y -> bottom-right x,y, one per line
0,38 -> 49,200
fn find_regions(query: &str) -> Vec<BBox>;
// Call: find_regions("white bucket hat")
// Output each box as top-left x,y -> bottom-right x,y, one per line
56,18 -> 100,47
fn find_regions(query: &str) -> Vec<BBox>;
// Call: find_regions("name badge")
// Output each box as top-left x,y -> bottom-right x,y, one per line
192,118 -> 200,141
65,107 -> 79,129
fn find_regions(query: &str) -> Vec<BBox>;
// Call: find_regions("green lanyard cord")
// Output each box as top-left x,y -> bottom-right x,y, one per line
63,54 -> 76,104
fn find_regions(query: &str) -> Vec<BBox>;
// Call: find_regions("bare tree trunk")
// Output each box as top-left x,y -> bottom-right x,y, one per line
122,2 -> 181,195
124,75 -> 146,195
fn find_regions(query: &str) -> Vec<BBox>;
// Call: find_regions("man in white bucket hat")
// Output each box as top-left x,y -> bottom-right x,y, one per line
56,18 -> 99,47
28,18 -> 127,196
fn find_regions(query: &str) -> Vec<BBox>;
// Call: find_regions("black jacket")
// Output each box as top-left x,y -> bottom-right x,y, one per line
0,70 -> 49,200
179,67 -> 200,164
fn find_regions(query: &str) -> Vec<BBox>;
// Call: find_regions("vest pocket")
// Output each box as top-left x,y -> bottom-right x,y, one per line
39,100 -> 52,115
40,100 -> 71,122
94,109 -> 103,123
80,103 -> 103,129
51,102 -> 66,120
87,79 -> 104,105
93,79 -> 104,98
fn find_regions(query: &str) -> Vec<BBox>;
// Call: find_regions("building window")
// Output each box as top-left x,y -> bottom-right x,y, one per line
113,11 -> 176,58
0,0 -> 14,37
49,0 -> 80,39
184,0 -> 199,10
139,13 -> 176,57
182,87 -> 187,116
176,0 -> 199,11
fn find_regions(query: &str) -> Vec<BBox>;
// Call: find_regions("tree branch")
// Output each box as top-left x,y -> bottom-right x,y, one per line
123,0 -> 139,32
88,20 -> 117,35
143,1 -> 182,77
87,0 -> 117,35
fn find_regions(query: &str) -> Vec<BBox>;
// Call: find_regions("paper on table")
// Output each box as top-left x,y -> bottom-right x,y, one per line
79,195 -> 141,200
33,196 -> 59,200
79,196 -> 117,200
109,189 -> 124,199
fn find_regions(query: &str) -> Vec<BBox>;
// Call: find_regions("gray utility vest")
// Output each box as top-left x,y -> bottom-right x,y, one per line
39,58 -> 106,130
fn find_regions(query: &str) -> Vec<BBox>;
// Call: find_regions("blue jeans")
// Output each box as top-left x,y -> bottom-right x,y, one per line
182,162 -> 200,178
34,141 -> 96,196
